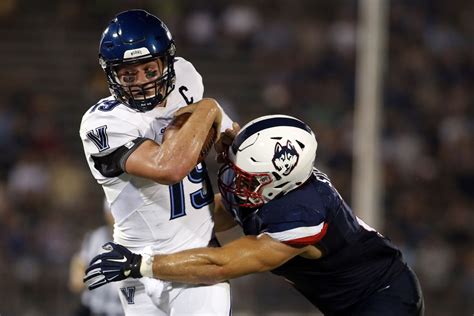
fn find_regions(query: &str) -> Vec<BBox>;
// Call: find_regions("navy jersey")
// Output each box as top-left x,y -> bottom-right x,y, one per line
228,169 -> 406,314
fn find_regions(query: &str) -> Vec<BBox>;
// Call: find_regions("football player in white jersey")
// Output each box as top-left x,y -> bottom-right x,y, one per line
79,9 -> 236,316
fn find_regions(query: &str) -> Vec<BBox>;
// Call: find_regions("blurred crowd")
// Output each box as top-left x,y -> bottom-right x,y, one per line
0,0 -> 472,315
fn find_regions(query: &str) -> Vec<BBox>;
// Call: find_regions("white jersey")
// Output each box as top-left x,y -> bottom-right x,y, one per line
79,57 -> 233,252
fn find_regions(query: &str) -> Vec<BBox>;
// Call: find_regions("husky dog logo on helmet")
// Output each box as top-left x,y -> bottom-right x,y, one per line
272,140 -> 299,176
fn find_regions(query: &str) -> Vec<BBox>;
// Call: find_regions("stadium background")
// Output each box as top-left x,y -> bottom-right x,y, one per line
0,0 -> 472,315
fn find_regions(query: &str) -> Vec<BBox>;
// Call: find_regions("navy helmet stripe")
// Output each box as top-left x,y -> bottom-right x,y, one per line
232,117 -> 312,154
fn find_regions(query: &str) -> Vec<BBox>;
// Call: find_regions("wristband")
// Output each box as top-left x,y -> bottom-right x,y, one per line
139,246 -> 154,278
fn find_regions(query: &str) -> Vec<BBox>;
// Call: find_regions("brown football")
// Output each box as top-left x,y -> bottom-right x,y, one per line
164,112 -> 217,163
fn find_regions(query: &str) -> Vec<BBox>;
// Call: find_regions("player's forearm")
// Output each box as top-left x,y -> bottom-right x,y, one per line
151,248 -> 233,285
149,236 -> 294,284
84,237 -> 304,290
156,98 -> 219,180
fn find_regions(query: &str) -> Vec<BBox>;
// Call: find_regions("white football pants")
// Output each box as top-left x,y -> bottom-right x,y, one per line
117,277 -> 231,316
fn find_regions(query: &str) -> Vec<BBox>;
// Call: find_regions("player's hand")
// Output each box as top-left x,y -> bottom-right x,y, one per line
83,242 -> 143,290
175,99 -> 223,137
215,122 -> 240,163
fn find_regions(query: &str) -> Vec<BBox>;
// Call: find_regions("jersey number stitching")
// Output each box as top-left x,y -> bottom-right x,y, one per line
169,163 -> 214,219
90,99 -> 121,113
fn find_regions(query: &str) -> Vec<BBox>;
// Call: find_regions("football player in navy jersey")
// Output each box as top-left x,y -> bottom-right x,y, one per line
85,115 -> 424,315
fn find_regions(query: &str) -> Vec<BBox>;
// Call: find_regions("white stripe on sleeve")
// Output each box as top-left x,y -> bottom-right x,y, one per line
263,222 -> 325,242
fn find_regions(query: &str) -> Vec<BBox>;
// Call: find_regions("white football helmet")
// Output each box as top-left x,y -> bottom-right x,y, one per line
218,114 -> 318,208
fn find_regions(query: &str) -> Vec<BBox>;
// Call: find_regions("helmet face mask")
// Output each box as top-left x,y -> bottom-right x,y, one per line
218,162 -> 273,208
99,10 -> 176,112
218,115 -> 318,208
105,55 -> 175,111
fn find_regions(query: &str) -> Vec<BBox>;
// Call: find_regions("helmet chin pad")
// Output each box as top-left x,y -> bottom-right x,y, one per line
128,92 -> 164,112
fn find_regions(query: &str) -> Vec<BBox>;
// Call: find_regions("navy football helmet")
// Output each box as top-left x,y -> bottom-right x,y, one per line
99,9 -> 176,112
